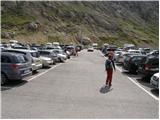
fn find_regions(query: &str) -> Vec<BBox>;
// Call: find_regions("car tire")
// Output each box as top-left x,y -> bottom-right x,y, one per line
53,61 -> 56,65
1,73 -> 8,85
32,70 -> 38,74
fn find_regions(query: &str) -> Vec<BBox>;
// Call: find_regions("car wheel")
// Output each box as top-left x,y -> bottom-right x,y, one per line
1,73 -> 8,85
32,70 -> 38,74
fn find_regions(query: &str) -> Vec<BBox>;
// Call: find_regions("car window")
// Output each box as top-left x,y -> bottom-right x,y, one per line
16,55 -> 26,63
147,58 -> 159,65
135,56 -> 143,61
1,56 -> 12,63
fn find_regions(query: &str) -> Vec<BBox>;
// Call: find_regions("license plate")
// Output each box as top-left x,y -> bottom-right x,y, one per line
150,68 -> 159,71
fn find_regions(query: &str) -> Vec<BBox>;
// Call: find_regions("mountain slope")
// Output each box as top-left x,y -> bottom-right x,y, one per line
1,1 -> 159,48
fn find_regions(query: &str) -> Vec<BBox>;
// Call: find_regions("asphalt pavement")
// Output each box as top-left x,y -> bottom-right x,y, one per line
1,49 -> 159,118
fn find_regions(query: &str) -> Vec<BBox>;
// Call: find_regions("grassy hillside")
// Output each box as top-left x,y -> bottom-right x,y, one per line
1,1 -> 159,48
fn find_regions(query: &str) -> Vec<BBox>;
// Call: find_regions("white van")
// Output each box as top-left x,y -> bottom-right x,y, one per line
92,43 -> 98,49
53,42 -> 60,46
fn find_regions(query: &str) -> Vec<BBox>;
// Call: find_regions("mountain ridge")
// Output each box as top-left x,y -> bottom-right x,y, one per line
1,1 -> 159,48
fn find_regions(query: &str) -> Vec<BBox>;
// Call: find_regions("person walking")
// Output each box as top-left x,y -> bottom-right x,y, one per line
105,54 -> 116,88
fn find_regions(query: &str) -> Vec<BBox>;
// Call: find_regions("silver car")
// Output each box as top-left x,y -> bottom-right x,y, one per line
39,50 -> 58,64
39,56 -> 53,68
52,49 -> 67,62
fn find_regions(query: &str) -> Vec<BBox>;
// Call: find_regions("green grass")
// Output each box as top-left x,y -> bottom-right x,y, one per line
116,17 -> 158,46
2,11 -> 35,26
59,2 -> 92,14
48,35 -> 64,43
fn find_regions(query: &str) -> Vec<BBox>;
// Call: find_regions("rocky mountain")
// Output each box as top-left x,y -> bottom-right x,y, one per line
1,1 -> 159,48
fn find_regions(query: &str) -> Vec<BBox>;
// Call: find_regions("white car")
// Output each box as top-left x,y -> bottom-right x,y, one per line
127,49 -> 143,55
150,72 -> 159,89
87,47 -> 94,52
114,50 -> 123,62
39,56 -> 53,68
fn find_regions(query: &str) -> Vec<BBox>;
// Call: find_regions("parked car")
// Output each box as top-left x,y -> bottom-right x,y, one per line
114,50 -> 123,62
87,47 -> 94,52
150,72 -> 159,89
39,56 -> 53,68
76,45 -> 83,51
1,52 -> 32,85
65,50 -> 71,59
3,49 -> 42,72
148,50 -> 159,57
39,50 -> 58,64
138,56 -> 159,80
122,55 -> 147,74
139,48 -> 151,55
65,46 -> 76,56
52,49 -> 67,62
115,52 -> 136,64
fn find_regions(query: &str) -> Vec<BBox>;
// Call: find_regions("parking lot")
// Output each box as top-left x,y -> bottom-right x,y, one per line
1,49 -> 159,118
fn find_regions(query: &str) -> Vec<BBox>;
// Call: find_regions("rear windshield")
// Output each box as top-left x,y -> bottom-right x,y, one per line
16,55 -> 26,63
14,54 -> 29,63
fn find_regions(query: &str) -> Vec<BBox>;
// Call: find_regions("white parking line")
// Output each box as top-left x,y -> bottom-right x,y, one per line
101,52 -> 159,101
27,63 -> 63,82
116,63 -> 159,101
127,76 -> 159,101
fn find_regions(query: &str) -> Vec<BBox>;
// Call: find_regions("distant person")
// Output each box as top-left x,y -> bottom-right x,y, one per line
105,54 -> 116,88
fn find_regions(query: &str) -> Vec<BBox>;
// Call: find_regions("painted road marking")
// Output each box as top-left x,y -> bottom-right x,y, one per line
26,55 -> 77,82
101,51 -> 159,101
27,63 -> 63,82
116,65 -> 159,101
127,76 -> 159,101
116,66 -> 122,72
27,56 -> 75,82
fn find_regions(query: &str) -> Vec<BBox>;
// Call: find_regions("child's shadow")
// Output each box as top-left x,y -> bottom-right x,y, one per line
100,85 -> 113,94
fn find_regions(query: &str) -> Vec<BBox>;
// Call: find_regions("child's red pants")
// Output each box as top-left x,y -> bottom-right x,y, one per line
106,69 -> 113,86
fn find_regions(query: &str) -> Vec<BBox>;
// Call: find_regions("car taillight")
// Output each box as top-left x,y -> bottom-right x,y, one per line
11,64 -> 20,70
145,64 -> 149,70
